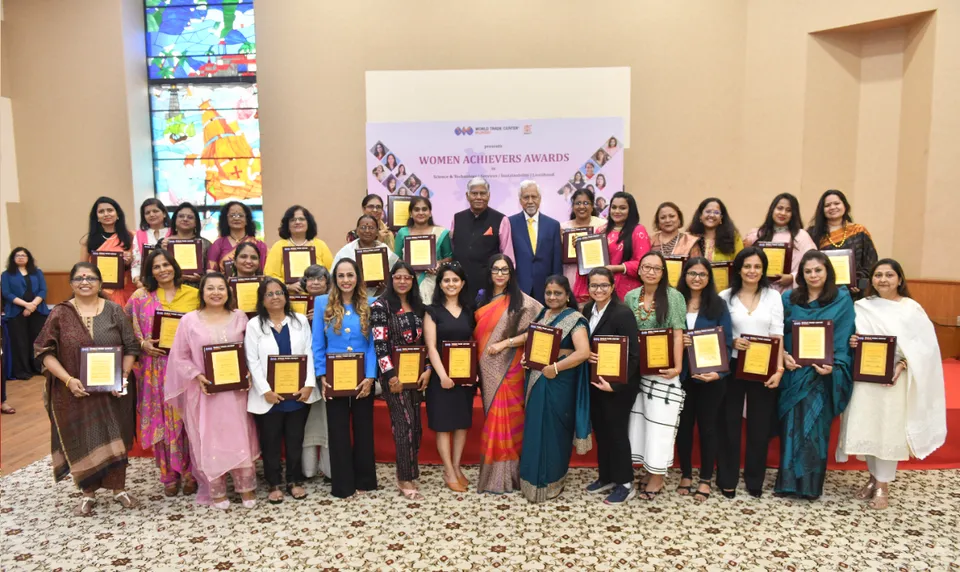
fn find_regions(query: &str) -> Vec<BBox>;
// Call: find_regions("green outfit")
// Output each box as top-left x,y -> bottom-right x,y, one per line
393,226 -> 453,301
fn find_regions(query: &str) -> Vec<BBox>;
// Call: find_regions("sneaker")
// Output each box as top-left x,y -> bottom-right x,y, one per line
603,485 -> 636,504
585,479 -> 615,494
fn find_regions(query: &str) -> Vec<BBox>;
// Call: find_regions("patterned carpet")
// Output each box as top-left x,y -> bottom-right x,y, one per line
1,458 -> 958,571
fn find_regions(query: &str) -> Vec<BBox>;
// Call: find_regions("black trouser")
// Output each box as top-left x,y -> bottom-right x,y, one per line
590,383 -> 638,486
7,312 -> 46,379
676,376 -> 727,482
325,395 -> 377,498
716,360 -> 778,492
255,406 -> 309,487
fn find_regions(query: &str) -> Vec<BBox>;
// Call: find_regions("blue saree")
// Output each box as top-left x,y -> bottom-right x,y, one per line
519,307 -> 592,503
775,288 -> 855,498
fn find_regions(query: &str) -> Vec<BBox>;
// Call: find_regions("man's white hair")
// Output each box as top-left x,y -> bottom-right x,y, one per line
466,177 -> 489,191
518,180 -> 539,197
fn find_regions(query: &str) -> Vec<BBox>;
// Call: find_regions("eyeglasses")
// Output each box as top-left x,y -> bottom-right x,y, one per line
573,201 -> 591,207
588,283 -> 612,291
392,275 -> 414,282
306,276 -> 327,283
177,213 -> 195,220
686,271 -> 709,279
490,268 -> 511,275
703,210 -> 722,216
228,213 -> 246,219
640,265 -> 664,273
71,276 -> 101,283
290,217 -> 308,223
366,205 -> 384,211
264,290 -> 286,298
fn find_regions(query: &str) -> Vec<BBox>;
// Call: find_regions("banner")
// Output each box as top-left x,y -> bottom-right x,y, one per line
365,118 -> 624,228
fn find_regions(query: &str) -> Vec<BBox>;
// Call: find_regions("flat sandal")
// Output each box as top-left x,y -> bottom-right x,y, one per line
114,491 -> 138,509
74,497 -> 96,517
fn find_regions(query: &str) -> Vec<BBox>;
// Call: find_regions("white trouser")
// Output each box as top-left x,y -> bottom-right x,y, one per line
865,456 -> 897,483
628,376 -> 685,475
302,445 -> 332,478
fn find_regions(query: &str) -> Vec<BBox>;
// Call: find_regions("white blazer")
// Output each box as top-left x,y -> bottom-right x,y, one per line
245,313 -> 319,415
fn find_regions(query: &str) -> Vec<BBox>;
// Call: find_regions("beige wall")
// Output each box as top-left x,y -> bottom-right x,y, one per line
4,0 -> 959,279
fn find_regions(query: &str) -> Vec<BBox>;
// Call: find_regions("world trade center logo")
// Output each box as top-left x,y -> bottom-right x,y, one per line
454,126 -> 474,136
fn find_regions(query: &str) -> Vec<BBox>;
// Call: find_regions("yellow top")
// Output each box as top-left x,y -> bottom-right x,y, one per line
706,233 -> 744,263
264,238 -> 335,281
159,285 -> 200,313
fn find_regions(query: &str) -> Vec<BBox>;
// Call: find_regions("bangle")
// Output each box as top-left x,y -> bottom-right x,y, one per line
776,367 -> 785,373
553,363 -> 560,376
62,377 -> 73,387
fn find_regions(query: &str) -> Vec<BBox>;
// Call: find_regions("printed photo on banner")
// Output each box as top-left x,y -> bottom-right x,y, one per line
605,136 -> 620,157
384,153 -> 400,172
396,164 -> 407,177
371,141 -> 389,160
570,171 -> 585,189
384,176 -> 398,193
404,174 -> 422,192
596,174 -> 607,191
580,160 -> 599,180
593,148 -> 610,166
372,164 -> 387,182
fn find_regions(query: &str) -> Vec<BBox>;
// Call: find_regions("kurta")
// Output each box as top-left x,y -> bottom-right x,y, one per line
572,225 -> 652,303
393,225 -> 453,302
560,217 -> 605,294
743,228 -> 817,293
207,235 -> 268,273
814,223 -> 878,299
264,238 -> 335,282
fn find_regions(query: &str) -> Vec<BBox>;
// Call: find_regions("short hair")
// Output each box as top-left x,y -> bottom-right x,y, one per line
466,177 -> 489,192
299,264 -> 331,292
518,180 -> 539,196
278,205 -> 318,240
217,201 -> 257,238
198,273 -> 233,310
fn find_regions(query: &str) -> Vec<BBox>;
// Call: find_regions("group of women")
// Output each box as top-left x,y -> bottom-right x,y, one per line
24,187 -> 944,516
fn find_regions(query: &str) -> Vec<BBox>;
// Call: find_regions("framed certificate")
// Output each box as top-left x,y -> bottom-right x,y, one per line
853,335 -> 897,384
79,346 -> 123,392
403,234 -> 437,271
229,276 -> 262,317
92,251 -> 124,290
326,352 -> 364,397
576,234 -> 610,276
202,342 -> 250,393
791,320 -> 834,366
168,238 -> 203,276
711,261 -> 733,293
150,310 -> 184,355
523,323 -> 562,371
735,334 -> 781,382
388,195 -> 413,230
222,259 -> 235,276
141,243 -> 157,267
441,341 -> 477,385
824,249 -> 855,287
638,328 -> 675,375
282,246 -> 316,284
356,247 -> 390,284
392,345 -> 427,389
562,227 -> 593,264
590,335 -> 628,384
685,326 -> 730,375
288,294 -> 314,317
756,241 -> 791,277
267,354 -> 307,399
664,255 -> 687,288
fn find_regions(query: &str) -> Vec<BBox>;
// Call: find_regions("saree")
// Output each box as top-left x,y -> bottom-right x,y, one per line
93,234 -> 137,307
126,286 -> 199,485
474,293 -> 542,493
393,226 -> 453,302
207,235 -> 268,273
775,288 -> 855,497
519,308 -> 591,503
559,217 -> 605,292
816,224 -> 878,298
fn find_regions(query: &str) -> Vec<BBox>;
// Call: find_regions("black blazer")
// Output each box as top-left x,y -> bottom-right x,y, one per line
583,299 -> 640,391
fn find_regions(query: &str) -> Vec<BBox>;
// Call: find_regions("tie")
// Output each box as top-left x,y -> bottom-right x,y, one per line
527,217 -> 537,255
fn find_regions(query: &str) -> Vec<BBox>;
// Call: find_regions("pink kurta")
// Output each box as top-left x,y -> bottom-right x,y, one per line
743,228 -> 816,293
573,224 -> 651,303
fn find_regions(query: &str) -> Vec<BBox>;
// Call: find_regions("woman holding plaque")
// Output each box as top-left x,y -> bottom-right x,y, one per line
474,254 -> 543,493
131,198 -> 170,286
165,273 -> 260,509
423,262 -> 477,493
345,194 -> 395,245
265,205 -> 334,294
776,250 -> 855,499
207,201 -> 267,274
126,249 -> 199,495
744,193 -> 816,293
34,262 -> 140,516
159,202 -> 212,287
333,214 -> 401,271
231,242 -> 263,279
2,247 -> 50,380
717,247 -> 784,499
312,258 -> 378,499
80,196 -> 137,307
650,202 -> 699,257
560,189 -> 606,291
837,259 -> 946,509
623,251 -> 686,500
687,198 -> 743,263
371,261 -> 432,499
519,275 -> 592,503
675,257 -> 733,503
245,278 -> 318,504
807,190 -> 878,298
393,197 -> 453,302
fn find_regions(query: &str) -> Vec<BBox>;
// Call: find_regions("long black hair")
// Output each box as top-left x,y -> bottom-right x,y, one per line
727,246 -> 771,300
863,258 -> 912,299
688,197 -> 738,256
790,250 -> 838,306
380,261 -> 425,318
255,277 -> 298,333
139,198 -> 170,231
478,254 -> 523,316
604,192 -> 641,262
544,274 -> 578,310
172,202 -> 203,239
569,188 -> 597,220
407,197 -> 435,227
807,189 -> 853,246
638,251 -> 671,324
87,196 -> 133,251
278,205 -> 318,240
431,262 -> 472,309
232,241 -> 262,276
676,256 -> 724,321
217,201 -> 257,237
198,272 -> 234,310
756,193 -> 803,244
5,247 -> 37,274
141,249 -> 183,292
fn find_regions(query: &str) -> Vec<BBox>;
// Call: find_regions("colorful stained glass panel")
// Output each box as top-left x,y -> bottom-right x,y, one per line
147,3 -> 255,79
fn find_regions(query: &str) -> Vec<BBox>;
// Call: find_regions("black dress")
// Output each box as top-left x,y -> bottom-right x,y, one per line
425,304 -> 476,432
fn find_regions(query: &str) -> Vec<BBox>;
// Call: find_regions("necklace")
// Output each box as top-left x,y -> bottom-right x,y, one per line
773,224 -> 789,233
636,286 -> 656,321
290,238 -> 308,247
72,299 -> 101,331
660,233 -> 680,255
738,289 -> 761,315
827,222 -> 848,248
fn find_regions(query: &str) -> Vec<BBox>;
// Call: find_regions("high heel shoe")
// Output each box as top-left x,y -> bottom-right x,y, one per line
456,472 -> 470,488
444,476 -> 467,493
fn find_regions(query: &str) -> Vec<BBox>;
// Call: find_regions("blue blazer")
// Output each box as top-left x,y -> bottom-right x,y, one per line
681,304 -> 734,381
1,270 -> 50,318
311,295 -> 377,379
508,212 -> 563,303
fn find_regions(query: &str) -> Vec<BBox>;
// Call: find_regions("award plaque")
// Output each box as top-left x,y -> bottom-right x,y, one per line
92,251 -> 124,290
79,346 -> 123,392
267,354 -> 307,399
576,234 -> 610,276
282,246 -> 316,284
326,352 -> 364,397
222,259 -> 235,276
403,234 -> 437,271
791,320 -> 834,366
562,227 -> 593,264
756,241 -> 791,277
388,195 -> 413,230
664,255 -> 687,288
590,335 -> 628,384
289,294 -> 314,317
392,345 -> 427,389
711,261 -> 733,293
735,334 -> 781,382
441,340 -> 477,385
202,342 -> 250,393
853,335 -> 897,384
824,249 -> 855,287
638,328 -> 675,375
523,323 -> 562,371
150,310 -> 185,355
229,276 -> 262,317
140,243 -> 157,267
168,238 -> 203,276
356,246 -> 390,284
686,326 -> 730,375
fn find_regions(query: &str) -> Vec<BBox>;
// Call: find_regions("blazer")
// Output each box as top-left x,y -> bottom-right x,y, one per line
1,270 -> 50,318
245,313 -> 319,414
508,212 -> 563,303
680,304 -> 734,381
311,295 -> 378,380
582,299 -> 640,391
